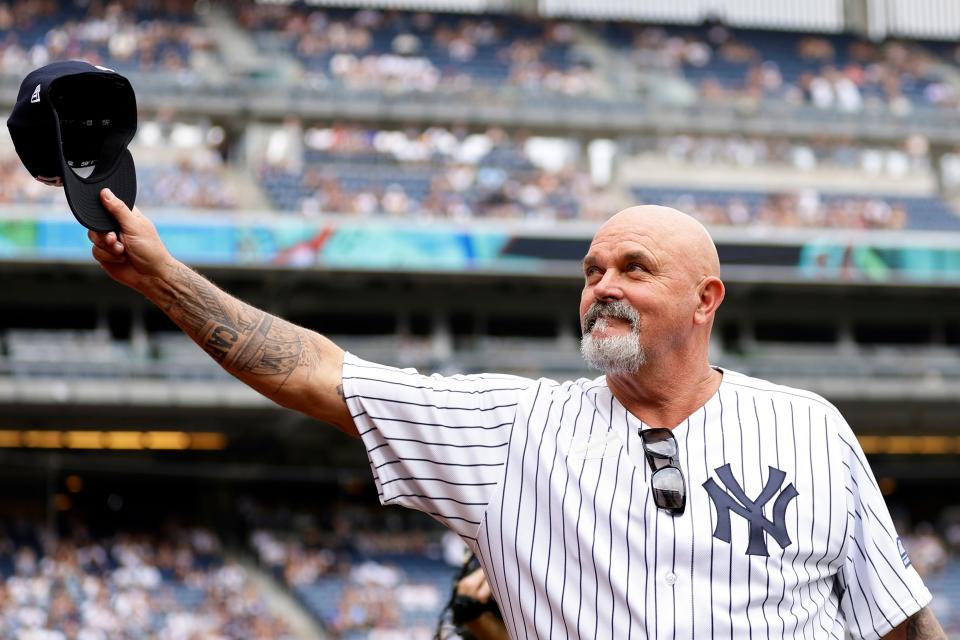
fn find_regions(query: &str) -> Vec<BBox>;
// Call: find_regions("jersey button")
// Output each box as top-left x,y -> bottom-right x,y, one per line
664,572 -> 677,585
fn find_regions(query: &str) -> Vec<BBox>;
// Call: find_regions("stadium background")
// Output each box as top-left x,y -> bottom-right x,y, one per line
2,0 -> 960,637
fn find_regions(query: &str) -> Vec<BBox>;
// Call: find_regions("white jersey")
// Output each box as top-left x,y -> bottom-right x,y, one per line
342,353 -> 931,640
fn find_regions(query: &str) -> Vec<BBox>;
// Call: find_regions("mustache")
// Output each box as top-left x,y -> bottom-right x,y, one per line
582,300 -> 641,333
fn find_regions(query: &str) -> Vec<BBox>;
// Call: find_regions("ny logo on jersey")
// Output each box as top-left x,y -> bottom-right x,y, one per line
703,464 -> 799,557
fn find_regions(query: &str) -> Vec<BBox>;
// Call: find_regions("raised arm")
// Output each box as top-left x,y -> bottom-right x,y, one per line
87,188 -> 358,436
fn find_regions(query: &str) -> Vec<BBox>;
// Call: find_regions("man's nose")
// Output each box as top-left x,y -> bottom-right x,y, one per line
593,269 -> 623,301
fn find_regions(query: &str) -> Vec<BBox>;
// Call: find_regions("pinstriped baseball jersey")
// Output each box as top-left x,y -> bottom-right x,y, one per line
341,353 -> 931,640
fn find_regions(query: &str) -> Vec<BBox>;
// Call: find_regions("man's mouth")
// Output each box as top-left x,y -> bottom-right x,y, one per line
587,314 -> 635,333
583,301 -> 641,334
590,316 -> 614,331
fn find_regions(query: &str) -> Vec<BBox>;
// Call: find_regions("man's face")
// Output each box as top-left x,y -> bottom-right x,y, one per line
579,218 -> 698,375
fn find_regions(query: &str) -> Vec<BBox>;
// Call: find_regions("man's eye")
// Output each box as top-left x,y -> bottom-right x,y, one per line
628,263 -> 645,272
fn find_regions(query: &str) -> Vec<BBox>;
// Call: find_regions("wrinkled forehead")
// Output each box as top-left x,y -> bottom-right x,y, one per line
586,220 -> 676,261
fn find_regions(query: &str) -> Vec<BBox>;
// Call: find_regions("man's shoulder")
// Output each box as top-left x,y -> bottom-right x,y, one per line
718,367 -> 843,419
343,352 -> 606,398
344,354 -> 617,402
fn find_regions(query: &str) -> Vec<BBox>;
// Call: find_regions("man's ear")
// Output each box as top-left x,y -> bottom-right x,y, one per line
694,276 -> 725,325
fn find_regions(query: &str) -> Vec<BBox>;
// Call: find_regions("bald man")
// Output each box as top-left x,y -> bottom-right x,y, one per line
89,194 -> 942,639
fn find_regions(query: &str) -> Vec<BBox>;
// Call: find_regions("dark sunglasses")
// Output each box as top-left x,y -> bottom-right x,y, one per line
639,428 -> 686,516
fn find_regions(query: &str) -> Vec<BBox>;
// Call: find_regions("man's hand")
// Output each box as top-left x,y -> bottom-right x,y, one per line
87,188 -> 178,293
457,567 -> 494,603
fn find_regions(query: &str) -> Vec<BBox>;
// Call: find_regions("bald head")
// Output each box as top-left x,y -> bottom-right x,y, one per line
593,205 -> 720,281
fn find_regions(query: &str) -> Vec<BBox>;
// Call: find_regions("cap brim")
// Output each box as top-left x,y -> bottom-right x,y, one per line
60,148 -> 137,232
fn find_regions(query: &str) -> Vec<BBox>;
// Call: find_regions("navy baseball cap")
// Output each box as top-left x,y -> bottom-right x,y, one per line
7,60 -> 137,232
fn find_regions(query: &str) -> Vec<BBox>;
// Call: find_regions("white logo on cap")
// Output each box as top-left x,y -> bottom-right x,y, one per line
30,84 -> 40,103
93,65 -> 115,73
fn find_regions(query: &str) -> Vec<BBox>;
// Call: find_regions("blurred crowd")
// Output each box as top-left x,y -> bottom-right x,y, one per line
239,5 -> 597,96
898,506 -> 960,577
238,4 -> 960,112
2,1 -> 960,117
260,124 -> 617,221
244,498 -> 452,639
0,0 -> 211,77
136,154 -> 237,210
632,133 -> 932,176
903,523 -> 951,579
646,190 -> 910,230
0,520 -> 293,639
0,115 -> 236,210
253,526 -> 442,639
0,151 -> 236,211
625,23 -> 958,112
260,123 -> 940,229
0,154 -> 67,207
2,118 -> 949,230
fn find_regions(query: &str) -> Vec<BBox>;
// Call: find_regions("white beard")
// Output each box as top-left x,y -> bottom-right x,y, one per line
580,317 -> 646,375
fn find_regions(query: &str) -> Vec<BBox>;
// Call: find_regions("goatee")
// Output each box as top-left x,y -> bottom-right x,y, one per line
580,300 -> 646,375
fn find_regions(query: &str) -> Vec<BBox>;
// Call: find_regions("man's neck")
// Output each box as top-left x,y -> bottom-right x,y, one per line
606,362 -> 722,430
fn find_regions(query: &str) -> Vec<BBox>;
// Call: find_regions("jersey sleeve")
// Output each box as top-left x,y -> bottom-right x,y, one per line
835,425 -> 932,640
340,352 -> 537,538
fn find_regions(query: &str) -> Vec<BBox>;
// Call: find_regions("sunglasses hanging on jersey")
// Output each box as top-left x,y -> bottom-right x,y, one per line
639,428 -> 686,516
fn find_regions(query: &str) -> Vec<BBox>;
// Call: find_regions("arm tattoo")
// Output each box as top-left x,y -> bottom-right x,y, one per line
159,265 -> 321,395
905,607 -> 947,640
